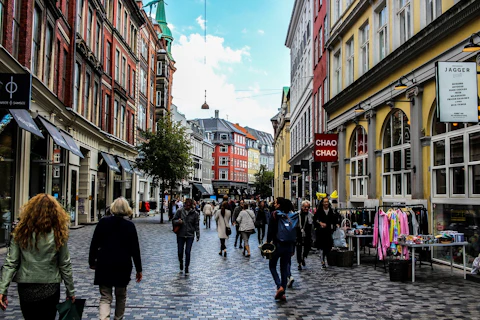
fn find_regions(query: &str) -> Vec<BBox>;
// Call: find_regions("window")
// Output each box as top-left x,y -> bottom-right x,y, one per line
132,70 -> 136,97
84,72 -> 91,118
359,22 -> 369,75
149,107 -> 153,130
219,170 -> 228,180
96,22 -> 101,57
120,105 -> 125,140
115,49 -> 120,81
157,61 -> 163,75
0,0 -> 5,44
350,126 -> 368,198
382,110 -> 411,197
127,65 -> 131,95
138,104 -> 146,130
346,38 -> 354,86
122,57 -> 126,87
92,82 -> 99,125
12,0 -> 22,59
123,11 -> 128,38
87,8 -> 92,46
333,0 -> 341,23
73,62 -> 81,112
140,68 -> 147,95
116,0 -> 122,31
333,50 -> 342,95
150,79 -> 154,103
220,133 -> 228,140
106,42 -> 111,76
113,100 -> 118,136
76,0 -> 84,36
397,0 -> 412,44
104,94 -> 110,131
44,24 -> 54,87
62,49 -> 67,101
323,16 -> 328,44
314,37 -> 318,65
426,0 -> 442,24
319,27 -> 323,58
31,5 -> 42,76
377,3 -> 388,60
156,91 -> 161,106
219,157 -> 229,166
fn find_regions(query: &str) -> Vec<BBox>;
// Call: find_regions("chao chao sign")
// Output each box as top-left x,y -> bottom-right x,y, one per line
314,134 -> 338,162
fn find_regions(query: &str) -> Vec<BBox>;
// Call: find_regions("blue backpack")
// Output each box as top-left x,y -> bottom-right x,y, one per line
276,211 -> 299,243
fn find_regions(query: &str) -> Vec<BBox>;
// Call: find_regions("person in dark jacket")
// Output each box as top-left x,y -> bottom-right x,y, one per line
255,201 -> 269,246
173,198 -> 200,276
314,197 -> 336,269
267,197 -> 295,302
232,199 -> 244,248
296,200 -> 313,270
89,197 -> 142,320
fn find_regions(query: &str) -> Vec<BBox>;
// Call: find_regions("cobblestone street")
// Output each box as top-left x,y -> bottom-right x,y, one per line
1,214 -> 480,319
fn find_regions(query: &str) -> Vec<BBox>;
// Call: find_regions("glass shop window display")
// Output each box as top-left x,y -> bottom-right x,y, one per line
433,204 -> 480,268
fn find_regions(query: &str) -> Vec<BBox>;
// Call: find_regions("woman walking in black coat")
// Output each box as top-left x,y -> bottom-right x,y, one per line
89,197 -> 142,320
314,197 -> 335,269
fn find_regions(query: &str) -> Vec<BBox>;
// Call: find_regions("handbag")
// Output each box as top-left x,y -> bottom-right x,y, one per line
56,299 -> 86,320
173,224 -> 181,234
223,215 -> 231,236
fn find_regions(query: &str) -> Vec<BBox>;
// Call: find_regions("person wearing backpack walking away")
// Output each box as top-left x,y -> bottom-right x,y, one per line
214,201 -> 232,257
203,201 -> 213,229
236,203 -> 256,257
232,200 -> 244,249
255,201 -> 269,247
296,200 -> 313,270
267,197 -> 298,302
314,197 -> 335,269
173,198 -> 200,276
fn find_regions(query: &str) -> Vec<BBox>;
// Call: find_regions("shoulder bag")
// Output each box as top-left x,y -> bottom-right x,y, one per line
223,215 -> 231,236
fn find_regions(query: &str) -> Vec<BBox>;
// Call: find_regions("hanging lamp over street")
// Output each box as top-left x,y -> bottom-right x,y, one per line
200,0 -> 209,110
201,90 -> 209,109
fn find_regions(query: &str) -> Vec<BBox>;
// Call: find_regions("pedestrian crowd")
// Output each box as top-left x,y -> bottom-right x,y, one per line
0,192 -> 338,319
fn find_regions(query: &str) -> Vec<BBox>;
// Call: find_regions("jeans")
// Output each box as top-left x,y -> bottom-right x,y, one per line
205,215 -> 211,228
234,225 -> 243,246
257,224 -> 266,243
99,285 -> 127,320
177,236 -> 194,267
19,286 -> 60,320
269,242 -> 294,290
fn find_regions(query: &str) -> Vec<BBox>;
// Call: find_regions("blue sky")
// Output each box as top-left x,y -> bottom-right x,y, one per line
154,0 -> 294,134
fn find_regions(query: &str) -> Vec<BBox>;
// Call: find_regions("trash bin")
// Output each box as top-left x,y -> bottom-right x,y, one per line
336,250 -> 354,267
389,260 -> 409,281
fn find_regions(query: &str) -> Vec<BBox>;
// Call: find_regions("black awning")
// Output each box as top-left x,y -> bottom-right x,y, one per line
117,157 -> 133,173
100,152 -> 121,173
37,116 -> 71,151
60,130 -> 84,158
193,183 -> 210,195
9,109 -> 44,138
129,161 -> 143,176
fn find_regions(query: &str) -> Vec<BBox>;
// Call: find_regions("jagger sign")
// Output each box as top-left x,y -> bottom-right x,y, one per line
314,133 -> 338,162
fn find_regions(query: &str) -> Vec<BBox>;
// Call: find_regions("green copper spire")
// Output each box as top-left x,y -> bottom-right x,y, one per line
155,0 -> 173,40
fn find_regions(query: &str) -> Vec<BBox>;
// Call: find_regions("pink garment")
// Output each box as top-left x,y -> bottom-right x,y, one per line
377,210 -> 390,260
373,210 -> 379,247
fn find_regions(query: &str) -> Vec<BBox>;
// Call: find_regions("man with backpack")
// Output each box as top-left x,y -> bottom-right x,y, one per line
266,197 -> 298,302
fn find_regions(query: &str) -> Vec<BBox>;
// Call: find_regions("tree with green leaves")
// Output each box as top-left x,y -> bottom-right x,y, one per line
254,165 -> 274,199
135,112 -> 192,223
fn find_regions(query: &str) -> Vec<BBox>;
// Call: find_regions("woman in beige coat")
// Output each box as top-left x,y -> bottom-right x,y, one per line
214,201 -> 231,257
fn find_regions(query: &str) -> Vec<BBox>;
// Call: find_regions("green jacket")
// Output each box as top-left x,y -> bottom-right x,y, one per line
0,232 -> 75,296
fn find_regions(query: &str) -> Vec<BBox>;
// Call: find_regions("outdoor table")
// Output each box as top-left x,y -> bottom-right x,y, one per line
398,241 -> 468,283
346,234 -> 374,266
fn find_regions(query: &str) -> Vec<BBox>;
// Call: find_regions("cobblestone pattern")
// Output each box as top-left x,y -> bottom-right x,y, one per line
1,215 -> 480,319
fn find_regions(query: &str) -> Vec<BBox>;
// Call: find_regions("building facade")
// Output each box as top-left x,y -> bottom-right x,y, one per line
271,87 -> 292,199
234,123 -> 259,196
324,0 -> 480,268
286,0 -> 315,207
245,127 -> 275,172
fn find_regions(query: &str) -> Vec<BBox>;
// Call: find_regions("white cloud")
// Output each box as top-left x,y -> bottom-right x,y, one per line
168,23 -> 175,31
241,28 -> 247,34
171,34 -> 276,133
258,29 -> 265,35
196,16 -> 206,30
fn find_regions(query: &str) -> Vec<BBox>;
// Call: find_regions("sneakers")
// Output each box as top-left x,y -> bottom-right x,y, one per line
321,262 -> 327,269
274,286 -> 285,300
219,251 -> 222,256
239,245 -> 243,249
185,267 -> 189,276
287,276 -> 294,288
279,295 -> 287,302
258,244 -> 263,248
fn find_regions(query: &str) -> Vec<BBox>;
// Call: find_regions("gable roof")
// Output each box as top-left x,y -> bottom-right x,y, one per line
232,123 -> 256,140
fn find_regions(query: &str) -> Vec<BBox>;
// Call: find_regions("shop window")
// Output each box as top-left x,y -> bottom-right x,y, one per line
350,126 -> 368,198
382,110 -> 411,198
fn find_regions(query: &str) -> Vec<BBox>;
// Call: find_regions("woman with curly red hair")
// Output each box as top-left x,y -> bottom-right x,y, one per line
0,193 -> 75,319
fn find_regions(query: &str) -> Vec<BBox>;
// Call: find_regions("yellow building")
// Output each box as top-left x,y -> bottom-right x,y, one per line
248,147 -> 260,187
272,87 -> 292,199
324,0 -> 480,268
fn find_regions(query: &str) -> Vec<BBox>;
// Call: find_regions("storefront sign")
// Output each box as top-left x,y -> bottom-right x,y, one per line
217,188 -> 229,195
314,134 -> 338,162
436,61 -> 478,122
0,73 -> 32,109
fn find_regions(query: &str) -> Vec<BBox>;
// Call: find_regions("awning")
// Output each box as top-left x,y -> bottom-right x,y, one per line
9,109 -> 44,138
203,184 -> 214,195
100,152 -> 121,172
59,130 -> 84,158
117,157 -> 133,173
37,116 -> 71,151
129,161 -> 143,176
193,183 -> 210,195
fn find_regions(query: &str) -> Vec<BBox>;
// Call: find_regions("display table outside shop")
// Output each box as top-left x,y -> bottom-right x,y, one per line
346,234 -> 374,266
398,242 -> 468,283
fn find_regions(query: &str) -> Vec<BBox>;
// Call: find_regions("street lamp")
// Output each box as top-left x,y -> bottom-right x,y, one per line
463,33 -> 480,52
201,90 -> 209,110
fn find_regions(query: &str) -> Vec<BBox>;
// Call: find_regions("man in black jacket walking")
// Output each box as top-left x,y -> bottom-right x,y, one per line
173,198 -> 200,275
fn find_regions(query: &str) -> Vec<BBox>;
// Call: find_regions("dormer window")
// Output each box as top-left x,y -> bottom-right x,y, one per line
220,133 -> 228,140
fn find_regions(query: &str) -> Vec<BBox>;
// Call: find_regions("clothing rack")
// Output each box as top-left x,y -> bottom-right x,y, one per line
336,207 -> 377,227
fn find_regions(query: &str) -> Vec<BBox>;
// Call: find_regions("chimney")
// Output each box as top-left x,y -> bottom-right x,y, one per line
215,110 -> 219,118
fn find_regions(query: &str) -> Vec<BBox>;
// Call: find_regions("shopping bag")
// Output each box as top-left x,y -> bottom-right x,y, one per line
56,299 -> 86,320
332,228 -> 347,248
